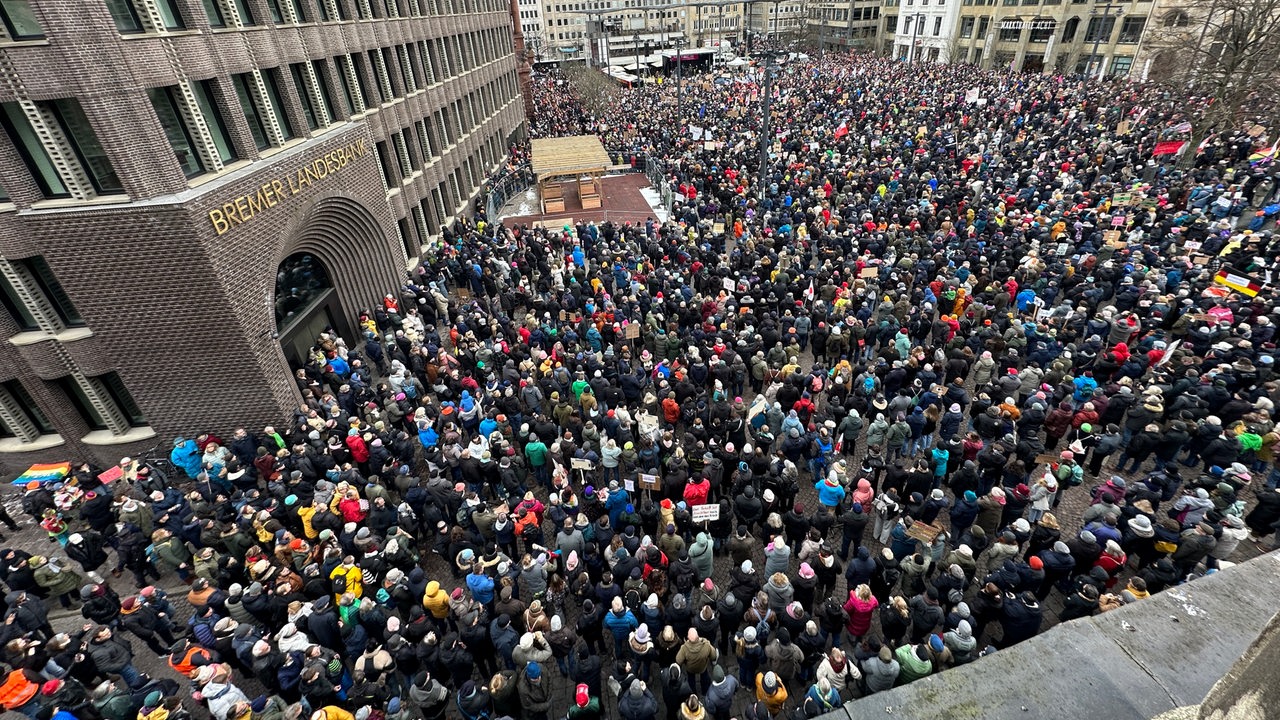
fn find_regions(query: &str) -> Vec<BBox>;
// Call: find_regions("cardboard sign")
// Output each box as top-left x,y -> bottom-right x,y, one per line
905,521 -> 943,545
713,222 -> 725,235
1035,453 -> 1061,466
1103,230 -> 1123,247
1116,120 -> 1131,136
691,504 -> 720,523
571,458 -> 594,471
1249,124 -> 1266,137
638,473 -> 661,490
860,266 -> 879,278
624,323 -> 640,339
559,310 -> 567,321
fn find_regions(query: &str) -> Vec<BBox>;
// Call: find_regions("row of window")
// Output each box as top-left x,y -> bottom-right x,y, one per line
0,29 -> 512,198
0,255 -> 148,443
388,130 -> 509,259
372,72 -> 518,193
101,0 -> 508,35
955,14 -> 1145,43
0,372 -> 147,442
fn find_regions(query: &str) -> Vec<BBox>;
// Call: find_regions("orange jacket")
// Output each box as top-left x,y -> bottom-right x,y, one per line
0,670 -> 39,710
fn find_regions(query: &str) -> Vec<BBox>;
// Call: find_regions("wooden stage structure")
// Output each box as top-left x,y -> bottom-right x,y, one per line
530,136 -> 613,214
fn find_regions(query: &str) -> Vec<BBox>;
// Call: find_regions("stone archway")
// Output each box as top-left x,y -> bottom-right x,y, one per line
273,195 -> 401,366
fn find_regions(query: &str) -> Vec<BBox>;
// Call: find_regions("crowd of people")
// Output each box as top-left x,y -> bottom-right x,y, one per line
3,51 -> 1280,720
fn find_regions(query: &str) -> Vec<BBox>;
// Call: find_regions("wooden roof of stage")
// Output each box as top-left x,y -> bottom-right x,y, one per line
531,136 -> 613,181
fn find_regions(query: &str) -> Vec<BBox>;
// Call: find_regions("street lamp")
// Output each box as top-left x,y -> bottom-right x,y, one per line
674,36 -> 687,112
633,32 -> 641,83
1088,2 -> 1125,78
757,50 -> 780,210
906,12 -> 926,63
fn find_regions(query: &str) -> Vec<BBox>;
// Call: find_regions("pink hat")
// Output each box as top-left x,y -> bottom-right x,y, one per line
799,563 -> 815,579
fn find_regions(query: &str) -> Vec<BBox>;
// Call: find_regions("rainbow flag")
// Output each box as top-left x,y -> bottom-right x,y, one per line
11,462 -> 70,485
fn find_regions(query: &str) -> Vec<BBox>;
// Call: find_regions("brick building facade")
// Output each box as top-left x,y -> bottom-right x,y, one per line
0,0 -> 525,473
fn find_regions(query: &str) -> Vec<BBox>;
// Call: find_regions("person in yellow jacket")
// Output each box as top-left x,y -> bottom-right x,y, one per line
755,671 -> 788,715
422,581 -> 450,620
297,502 -> 319,540
328,556 -> 363,600
310,707 -> 354,720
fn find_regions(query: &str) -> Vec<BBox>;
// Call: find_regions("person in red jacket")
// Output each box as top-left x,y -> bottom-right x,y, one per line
684,476 -> 711,508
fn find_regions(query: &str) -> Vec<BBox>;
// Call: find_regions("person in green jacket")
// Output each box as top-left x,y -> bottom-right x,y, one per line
525,435 -> 550,488
567,683 -> 601,720
91,679 -> 137,720
894,642 -> 934,685
30,556 -> 81,608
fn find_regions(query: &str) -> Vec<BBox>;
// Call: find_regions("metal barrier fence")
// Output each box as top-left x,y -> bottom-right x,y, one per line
484,162 -> 533,220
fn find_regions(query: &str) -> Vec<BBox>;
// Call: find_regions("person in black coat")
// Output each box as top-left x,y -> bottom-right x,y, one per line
65,532 -> 109,574
78,490 -> 116,533
118,596 -> 177,655
305,596 -> 342,651
998,591 -> 1043,647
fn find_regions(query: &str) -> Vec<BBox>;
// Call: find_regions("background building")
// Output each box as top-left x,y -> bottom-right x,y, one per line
890,0 -> 961,62
806,0 -> 882,53
951,0 -> 1152,75
0,0 -> 523,471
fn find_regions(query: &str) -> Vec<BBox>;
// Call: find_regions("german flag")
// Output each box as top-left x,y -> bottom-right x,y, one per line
1213,267 -> 1263,297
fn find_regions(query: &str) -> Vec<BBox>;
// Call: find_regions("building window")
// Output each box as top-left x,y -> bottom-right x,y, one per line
933,16 -> 941,34
1118,16 -> 1143,42
0,103 -> 68,198
261,69 -> 295,140
998,19 -> 1021,41
147,87 -> 206,177
45,100 -> 123,195
1029,19 -> 1054,42
310,60 -> 337,119
311,0 -> 331,20
0,1 -> 44,39
58,374 -> 147,432
1109,55 -> 1132,76
14,256 -> 84,327
353,54 -> 379,106
336,56 -> 362,115
232,73 -> 271,150
1061,16 -> 1079,41
0,272 -> 38,330
275,253 -> 333,328
375,140 -> 395,188
106,0 -> 185,32
290,64 -> 321,130
0,380 -> 54,437
959,16 -> 974,36
1084,15 -> 1115,42
191,80 -> 238,164
203,0 -> 226,26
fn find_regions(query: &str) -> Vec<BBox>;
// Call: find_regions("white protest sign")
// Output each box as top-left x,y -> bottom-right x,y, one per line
690,504 -> 720,523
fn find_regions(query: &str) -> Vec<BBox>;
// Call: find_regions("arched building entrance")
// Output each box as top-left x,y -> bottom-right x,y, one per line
272,196 -> 402,374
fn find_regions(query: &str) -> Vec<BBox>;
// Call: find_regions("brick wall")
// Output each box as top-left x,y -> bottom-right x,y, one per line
0,0 -> 525,473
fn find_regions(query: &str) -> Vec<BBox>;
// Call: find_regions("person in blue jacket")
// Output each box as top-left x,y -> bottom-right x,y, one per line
815,475 -> 846,509
169,437 -> 202,480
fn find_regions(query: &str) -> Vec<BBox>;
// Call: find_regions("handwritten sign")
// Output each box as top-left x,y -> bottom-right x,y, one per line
905,521 -> 943,545
570,458 -> 594,471
691,504 -> 720,523
860,267 -> 878,278
624,323 -> 640,339
1112,193 -> 1133,206
624,478 -> 635,492
638,473 -> 661,490
1103,230 -> 1123,247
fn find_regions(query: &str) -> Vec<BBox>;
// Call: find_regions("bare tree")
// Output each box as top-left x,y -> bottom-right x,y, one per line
563,64 -> 620,119
1145,0 -> 1280,164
